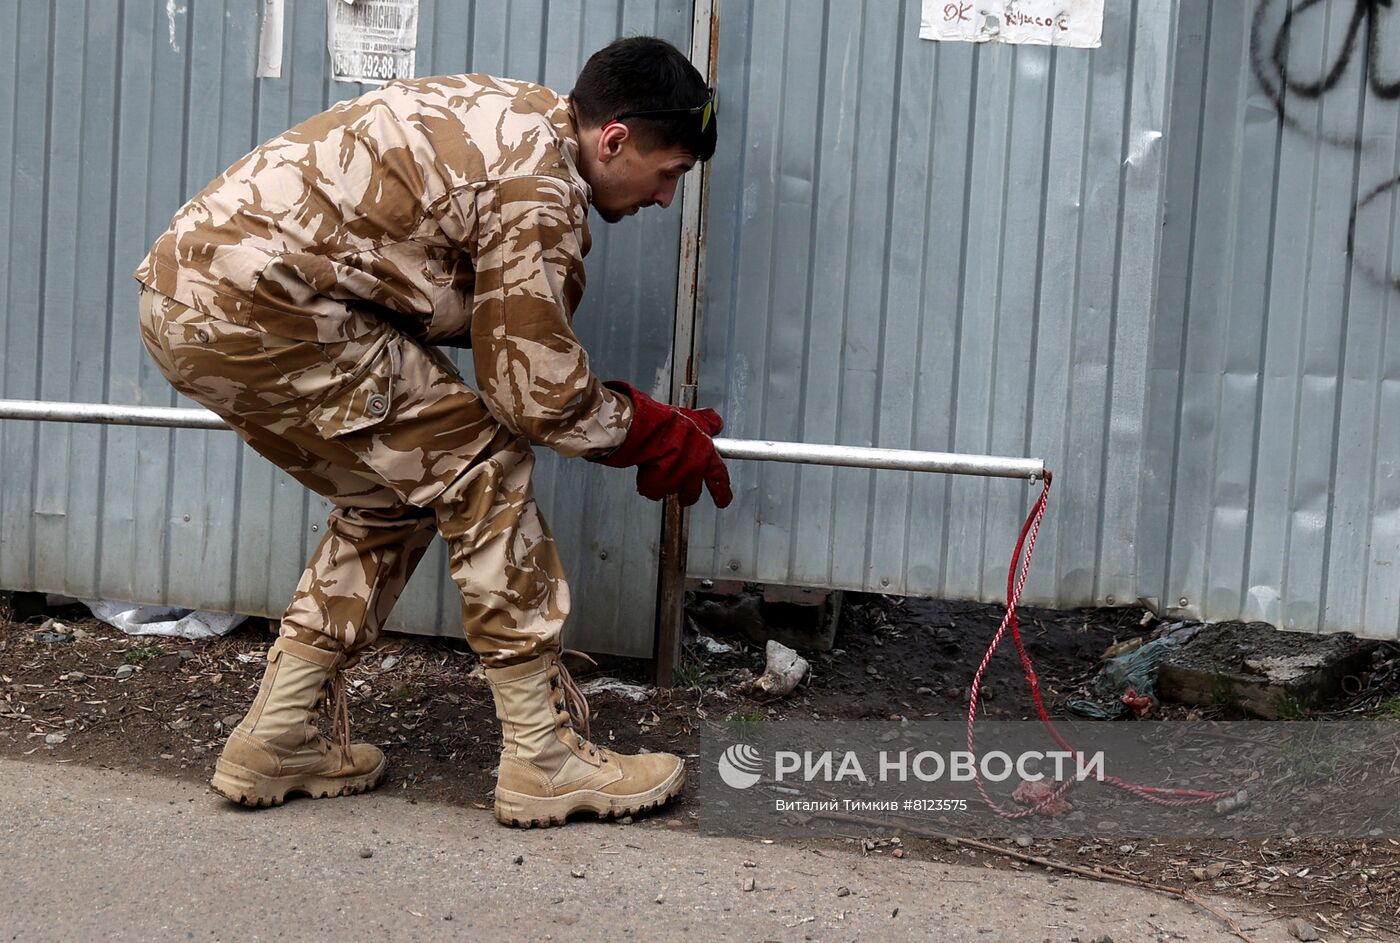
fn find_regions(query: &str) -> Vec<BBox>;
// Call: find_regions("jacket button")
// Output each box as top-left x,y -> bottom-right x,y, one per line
195,328 -> 211,343
368,395 -> 388,416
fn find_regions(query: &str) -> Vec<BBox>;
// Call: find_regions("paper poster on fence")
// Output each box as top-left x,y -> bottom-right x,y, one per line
327,0 -> 419,85
920,1 -> 1104,47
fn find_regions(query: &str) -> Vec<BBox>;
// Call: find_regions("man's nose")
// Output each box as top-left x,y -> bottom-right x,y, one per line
653,181 -> 678,209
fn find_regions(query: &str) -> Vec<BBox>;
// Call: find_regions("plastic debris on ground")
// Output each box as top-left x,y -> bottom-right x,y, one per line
82,599 -> 248,641
33,617 -> 77,644
1066,636 -> 1181,719
578,677 -> 654,703
743,640 -> 810,700
694,634 -> 735,655
1153,620 -> 1205,646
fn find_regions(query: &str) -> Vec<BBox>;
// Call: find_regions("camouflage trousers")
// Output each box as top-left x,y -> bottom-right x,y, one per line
137,287 -> 568,667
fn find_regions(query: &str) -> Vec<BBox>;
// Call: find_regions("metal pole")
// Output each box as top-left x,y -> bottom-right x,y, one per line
655,0 -> 722,688
0,399 -> 1046,478
0,398 -> 227,430
713,437 -> 1044,480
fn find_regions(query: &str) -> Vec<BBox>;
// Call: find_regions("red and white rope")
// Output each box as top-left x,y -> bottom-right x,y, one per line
965,472 -> 1237,819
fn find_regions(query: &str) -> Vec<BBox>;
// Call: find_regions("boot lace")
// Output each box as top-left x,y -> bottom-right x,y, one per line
332,672 -> 353,756
320,671 -> 352,758
551,651 -> 603,762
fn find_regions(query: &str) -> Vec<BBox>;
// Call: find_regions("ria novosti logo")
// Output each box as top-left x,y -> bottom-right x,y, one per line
716,744 -> 1105,789
717,744 -> 765,789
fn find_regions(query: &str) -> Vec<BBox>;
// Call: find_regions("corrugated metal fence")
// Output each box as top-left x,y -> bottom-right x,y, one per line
691,0 -> 1179,613
1147,0 -> 1400,635
689,0 -> 1400,640
4,0 -> 1399,646
0,0 -> 691,656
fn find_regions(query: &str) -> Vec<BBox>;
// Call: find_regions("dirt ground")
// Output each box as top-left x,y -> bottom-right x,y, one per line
2,593 -> 1397,940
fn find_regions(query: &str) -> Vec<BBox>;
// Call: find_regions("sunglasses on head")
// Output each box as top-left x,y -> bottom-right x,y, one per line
607,88 -> 715,135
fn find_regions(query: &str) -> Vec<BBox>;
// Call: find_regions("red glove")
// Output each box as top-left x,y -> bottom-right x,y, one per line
592,381 -> 733,509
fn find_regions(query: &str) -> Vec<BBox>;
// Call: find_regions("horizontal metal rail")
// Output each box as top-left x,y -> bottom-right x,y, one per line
0,398 -> 227,430
712,437 -> 1043,480
0,399 -> 1046,480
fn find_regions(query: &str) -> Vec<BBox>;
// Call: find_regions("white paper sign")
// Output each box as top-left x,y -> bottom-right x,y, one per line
327,0 -> 419,85
920,0 -> 1104,47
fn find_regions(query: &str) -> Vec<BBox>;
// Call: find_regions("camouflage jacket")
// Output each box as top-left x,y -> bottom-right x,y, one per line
134,74 -> 630,457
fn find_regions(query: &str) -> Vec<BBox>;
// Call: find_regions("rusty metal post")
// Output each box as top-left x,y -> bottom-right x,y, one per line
654,0 -> 720,688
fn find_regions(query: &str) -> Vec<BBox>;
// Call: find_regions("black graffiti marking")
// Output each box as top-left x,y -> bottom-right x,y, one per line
1348,175 -> 1400,293
1275,0 -> 1398,100
1251,0 -> 1399,149
1252,0 -> 1400,293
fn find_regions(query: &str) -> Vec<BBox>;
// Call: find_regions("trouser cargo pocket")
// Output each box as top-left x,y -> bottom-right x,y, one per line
302,334 -> 400,439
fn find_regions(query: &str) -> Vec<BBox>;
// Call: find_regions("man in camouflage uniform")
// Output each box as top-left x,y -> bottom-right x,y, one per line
135,37 -> 730,826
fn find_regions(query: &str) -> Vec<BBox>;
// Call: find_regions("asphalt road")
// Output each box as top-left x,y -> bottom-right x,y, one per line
0,758 -> 1295,942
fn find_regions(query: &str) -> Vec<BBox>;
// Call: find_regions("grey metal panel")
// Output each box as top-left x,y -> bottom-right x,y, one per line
1152,0 -> 1400,639
691,0 -> 1399,641
1346,69 -> 1400,636
692,0 -> 1176,612
0,0 -> 690,657
2,0 -> 51,593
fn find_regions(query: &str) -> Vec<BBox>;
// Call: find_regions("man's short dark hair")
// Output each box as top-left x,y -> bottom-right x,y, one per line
571,36 -> 716,161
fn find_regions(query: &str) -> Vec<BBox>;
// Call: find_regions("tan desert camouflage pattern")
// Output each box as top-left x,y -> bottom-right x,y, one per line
134,74 -> 630,458
139,286 -> 569,667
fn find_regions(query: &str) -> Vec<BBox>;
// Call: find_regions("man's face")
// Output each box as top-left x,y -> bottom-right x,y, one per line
587,125 -> 696,224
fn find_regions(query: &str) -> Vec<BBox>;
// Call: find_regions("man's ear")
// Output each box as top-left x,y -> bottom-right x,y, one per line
596,120 -> 630,163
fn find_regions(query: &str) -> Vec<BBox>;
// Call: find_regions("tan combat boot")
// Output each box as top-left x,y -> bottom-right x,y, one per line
210,637 -> 385,807
485,652 -> 685,827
